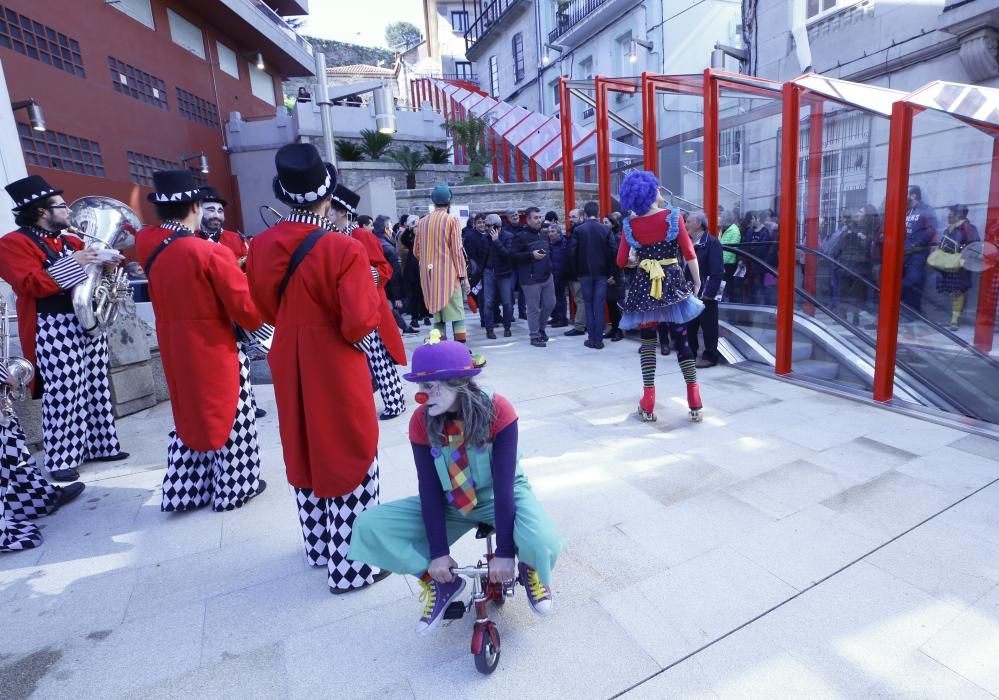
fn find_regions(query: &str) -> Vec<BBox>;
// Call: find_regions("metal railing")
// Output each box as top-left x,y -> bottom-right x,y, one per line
440,72 -> 480,85
245,0 -> 314,56
465,0 -> 523,51
548,0 -> 611,43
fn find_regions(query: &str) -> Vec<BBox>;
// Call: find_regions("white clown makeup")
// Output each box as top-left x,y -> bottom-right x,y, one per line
417,381 -> 459,417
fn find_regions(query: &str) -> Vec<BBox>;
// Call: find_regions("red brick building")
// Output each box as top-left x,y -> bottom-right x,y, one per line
1,0 -> 313,228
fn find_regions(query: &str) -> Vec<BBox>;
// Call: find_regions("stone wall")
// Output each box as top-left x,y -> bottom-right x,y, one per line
337,161 -> 470,194
394,181 -> 600,219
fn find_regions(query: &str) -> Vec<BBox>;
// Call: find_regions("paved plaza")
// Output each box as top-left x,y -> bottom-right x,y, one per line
1,324 -> 998,699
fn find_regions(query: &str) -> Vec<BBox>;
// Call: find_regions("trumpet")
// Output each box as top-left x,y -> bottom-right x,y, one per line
1,299 -> 34,428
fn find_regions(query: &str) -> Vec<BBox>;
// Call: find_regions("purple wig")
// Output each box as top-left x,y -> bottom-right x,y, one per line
619,170 -> 659,216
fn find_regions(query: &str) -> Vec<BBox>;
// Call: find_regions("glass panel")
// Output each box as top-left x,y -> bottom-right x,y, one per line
893,108 -> 999,424
656,92 -> 704,214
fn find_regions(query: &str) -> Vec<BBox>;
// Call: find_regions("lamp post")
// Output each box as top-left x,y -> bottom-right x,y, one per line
11,99 -> 45,132
181,152 -> 209,174
315,51 -> 336,166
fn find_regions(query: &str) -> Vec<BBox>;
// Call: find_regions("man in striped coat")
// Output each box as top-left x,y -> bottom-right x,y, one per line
413,185 -> 470,342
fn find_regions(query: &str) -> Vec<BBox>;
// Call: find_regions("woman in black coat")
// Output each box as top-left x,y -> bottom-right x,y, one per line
604,212 -> 626,342
397,214 -> 430,332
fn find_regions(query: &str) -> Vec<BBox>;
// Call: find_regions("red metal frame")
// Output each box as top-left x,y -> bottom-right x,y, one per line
702,70 -> 720,229
776,82 -> 802,376
974,138 -> 999,352
873,101 -> 918,402
642,72 -> 658,175
595,77 -> 611,215
501,111 -> 533,183
559,78 -> 576,222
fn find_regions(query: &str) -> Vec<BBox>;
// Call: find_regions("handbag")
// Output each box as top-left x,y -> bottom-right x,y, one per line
928,235 -> 963,272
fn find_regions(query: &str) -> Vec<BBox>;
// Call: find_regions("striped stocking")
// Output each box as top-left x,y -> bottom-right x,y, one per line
639,328 -> 657,388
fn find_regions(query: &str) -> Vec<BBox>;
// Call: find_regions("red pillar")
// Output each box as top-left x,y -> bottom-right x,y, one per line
973,138 -> 999,352
702,70 -> 719,231
873,102 -> 917,403
776,83 -> 801,376
595,78 -> 612,216
491,130 -> 500,183
410,80 -> 417,109
804,102 -> 824,312
559,77 -> 576,223
515,148 -> 523,182
642,73 -> 658,176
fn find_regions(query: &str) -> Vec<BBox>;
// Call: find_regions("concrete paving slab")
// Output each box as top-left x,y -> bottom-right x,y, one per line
920,584 -> 999,695
895,445 -> 999,496
819,470 -> 956,536
725,459 -> 862,519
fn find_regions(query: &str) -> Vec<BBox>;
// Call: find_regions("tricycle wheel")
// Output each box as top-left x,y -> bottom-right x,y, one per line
474,630 -> 500,675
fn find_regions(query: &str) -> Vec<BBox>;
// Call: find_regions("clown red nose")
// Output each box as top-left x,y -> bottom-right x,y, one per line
415,392 -> 429,405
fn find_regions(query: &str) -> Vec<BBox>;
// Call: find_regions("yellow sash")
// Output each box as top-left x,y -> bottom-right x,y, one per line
638,258 -> 679,300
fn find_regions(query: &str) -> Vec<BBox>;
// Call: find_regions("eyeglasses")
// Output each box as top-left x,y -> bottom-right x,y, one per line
46,203 -> 69,210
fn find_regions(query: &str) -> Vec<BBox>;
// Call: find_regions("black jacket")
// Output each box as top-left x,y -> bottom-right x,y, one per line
483,230 -> 514,276
503,225 -> 552,285
685,232 -> 725,300
376,231 -> 404,301
568,218 -> 616,278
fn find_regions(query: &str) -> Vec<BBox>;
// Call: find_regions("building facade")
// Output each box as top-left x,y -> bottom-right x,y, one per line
1,0 -> 313,229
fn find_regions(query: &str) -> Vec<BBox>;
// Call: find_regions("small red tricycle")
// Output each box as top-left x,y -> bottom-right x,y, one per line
443,523 -> 516,675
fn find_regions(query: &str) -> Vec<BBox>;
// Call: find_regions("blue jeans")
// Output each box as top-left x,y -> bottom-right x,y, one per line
580,276 -> 608,344
482,268 -> 513,331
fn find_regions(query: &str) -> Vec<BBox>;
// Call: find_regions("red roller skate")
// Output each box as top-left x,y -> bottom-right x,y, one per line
638,387 -> 657,422
687,382 -> 703,422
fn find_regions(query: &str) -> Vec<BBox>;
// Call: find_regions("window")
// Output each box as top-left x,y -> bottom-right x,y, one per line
217,41 -> 239,79
167,9 -> 205,60
577,57 -> 593,80
488,55 -> 499,98
615,32 -> 633,75
108,56 -> 169,110
18,123 -> 104,176
451,11 -> 468,33
512,32 -> 524,83
127,151 -> 206,188
806,0 -> 854,19
248,63 -> 276,105
0,6 -> 85,78
550,80 -> 560,114
176,88 -> 219,128
455,61 -> 473,79
107,0 -> 154,30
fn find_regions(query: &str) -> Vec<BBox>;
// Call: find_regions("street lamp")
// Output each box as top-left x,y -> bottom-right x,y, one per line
628,39 -> 653,64
11,99 -> 45,132
181,152 -> 209,174
373,85 -> 397,135
243,51 -> 265,71
542,43 -> 566,66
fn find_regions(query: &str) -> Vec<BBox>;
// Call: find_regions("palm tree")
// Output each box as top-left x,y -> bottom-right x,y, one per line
388,146 -> 428,189
442,115 -> 492,184
335,139 -> 365,162
424,144 -> 452,164
359,129 -> 394,160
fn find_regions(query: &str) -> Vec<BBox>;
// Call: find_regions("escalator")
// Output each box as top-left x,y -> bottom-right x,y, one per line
716,244 -> 999,426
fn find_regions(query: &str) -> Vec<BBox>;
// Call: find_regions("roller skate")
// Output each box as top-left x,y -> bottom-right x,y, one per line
638,387 -> 657,422
687,382 -> 703,422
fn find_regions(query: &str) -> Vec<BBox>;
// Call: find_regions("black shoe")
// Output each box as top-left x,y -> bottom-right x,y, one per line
52,482 -> 86,511
403,327 -> 419,335
660,344 -> 671,356
423,318 -> 432,326
504,328 -> 512,337
379,407 -> 406,420
539,330 -> 549,342
486,330 -> 497,339
595,341 -> 605,349
518,312 -> 528,320
584,339 -> 595,349
695,357 -> 717,369
247,480 -> 268,501
255,407 -> 267,418
408,324 -> 420,333
610,329 -> 624,342
564,328 -> 585,337
530,338 -> 547,348
89,452 -> 130,463
551,321 -> 568,328
49,468 -> 80,482
331,569 -> 392,594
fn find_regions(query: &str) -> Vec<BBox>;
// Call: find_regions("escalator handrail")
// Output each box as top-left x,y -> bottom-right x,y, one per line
718,245 -> 978,417
726,240 -> 999,372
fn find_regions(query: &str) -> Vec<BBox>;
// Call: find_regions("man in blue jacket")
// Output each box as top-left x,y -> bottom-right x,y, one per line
567,201 -> 617,349
503,207 -> 554,347
684,211 -> 725,368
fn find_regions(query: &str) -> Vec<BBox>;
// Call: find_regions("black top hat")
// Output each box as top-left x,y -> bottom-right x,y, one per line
5,175 -> 64,211
273,143 -> 337,207
147,169 -> 210,204
330,183 -> 360,215
201,187 -> 228,207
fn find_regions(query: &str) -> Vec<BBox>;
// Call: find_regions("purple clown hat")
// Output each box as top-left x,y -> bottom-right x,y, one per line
403,331 -> 482,382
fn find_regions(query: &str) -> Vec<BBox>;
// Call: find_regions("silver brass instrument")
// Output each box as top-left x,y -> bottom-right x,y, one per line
1,300 -> 34,427
68,196 -> 141,336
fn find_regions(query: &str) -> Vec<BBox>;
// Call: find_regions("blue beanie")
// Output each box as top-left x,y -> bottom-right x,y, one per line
430,183 -> 452,206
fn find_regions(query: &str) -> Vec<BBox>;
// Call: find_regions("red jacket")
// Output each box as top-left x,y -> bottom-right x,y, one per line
245,221 -> 382,498
136,225 -> 263,451
350,226 -> 406,366
0,229 -> 85,397
219,229 -> 248,262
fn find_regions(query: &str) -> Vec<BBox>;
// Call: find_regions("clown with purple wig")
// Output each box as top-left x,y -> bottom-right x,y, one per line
616,171 -> 705,422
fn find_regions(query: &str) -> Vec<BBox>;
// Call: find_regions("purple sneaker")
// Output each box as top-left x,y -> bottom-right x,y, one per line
518,562 -> 553,616
415,577 -> 466,636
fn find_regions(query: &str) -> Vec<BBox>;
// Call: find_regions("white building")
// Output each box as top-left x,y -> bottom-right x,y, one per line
398,0 -> 477,106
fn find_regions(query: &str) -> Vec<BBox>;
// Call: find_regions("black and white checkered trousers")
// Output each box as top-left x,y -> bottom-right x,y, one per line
0,417 -> 44,552
35,313 -> 122,474
2,416 -> 58,520
365,330 -> 405,415
295,459 -> 381,591
161,349 -> 263,513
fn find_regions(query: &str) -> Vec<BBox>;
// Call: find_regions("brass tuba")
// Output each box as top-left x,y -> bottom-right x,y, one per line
1,299 -> 34,427
68,196 -> 141,336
